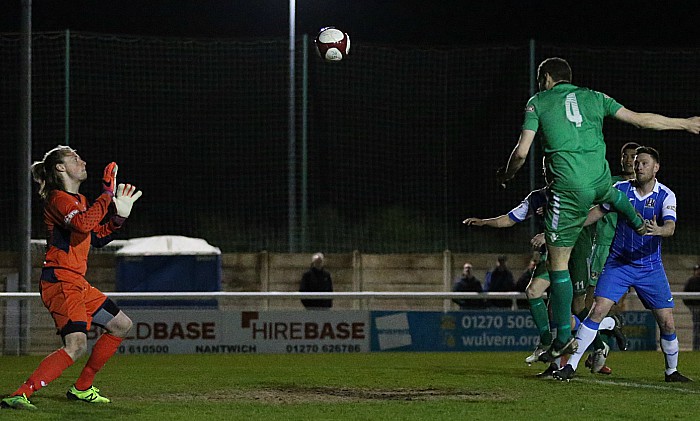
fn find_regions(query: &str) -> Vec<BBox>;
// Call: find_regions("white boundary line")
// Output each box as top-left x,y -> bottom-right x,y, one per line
576,377 -> 700,394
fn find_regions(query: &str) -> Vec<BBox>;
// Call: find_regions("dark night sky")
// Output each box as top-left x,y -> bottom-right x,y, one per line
1,1 -> 699,48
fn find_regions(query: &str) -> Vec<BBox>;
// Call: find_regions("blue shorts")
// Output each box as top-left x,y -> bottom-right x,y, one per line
595,258 -> 674,309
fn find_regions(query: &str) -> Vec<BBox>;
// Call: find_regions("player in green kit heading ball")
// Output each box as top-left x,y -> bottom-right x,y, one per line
497,57 -> 700,359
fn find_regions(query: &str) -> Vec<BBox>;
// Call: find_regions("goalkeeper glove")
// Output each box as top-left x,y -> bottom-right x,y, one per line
102,162 -> 118,196
113,183 -> 143,218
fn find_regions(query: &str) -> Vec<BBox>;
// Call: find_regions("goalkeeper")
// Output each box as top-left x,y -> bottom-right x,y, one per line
1,146 -> 142,410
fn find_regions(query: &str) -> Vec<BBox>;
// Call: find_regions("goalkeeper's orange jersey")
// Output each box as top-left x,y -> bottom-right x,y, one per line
43,190 -> 121,277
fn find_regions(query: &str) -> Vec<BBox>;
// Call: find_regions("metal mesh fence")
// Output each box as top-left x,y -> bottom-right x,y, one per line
1,33 -> 698,253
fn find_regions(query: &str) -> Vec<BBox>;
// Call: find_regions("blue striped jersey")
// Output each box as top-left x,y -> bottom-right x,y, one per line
603,180 -> 676,268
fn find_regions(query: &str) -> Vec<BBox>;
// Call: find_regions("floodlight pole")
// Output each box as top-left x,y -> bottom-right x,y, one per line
287,0 -> 297,252
528,39 -> 537,238
301,34 -> 309,252
19,0 -> 33,355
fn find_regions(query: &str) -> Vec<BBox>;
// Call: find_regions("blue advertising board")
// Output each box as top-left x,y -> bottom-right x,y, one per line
370,310 -> 657,352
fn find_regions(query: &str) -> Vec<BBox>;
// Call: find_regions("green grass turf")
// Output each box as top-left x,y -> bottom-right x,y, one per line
1,351 -> 699,420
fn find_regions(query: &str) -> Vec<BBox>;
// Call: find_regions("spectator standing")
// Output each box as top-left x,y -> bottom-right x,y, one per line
299,252 -> 333,310
683,264 -> 700,350
488,255 -> 516,308
452,262 -> 485,310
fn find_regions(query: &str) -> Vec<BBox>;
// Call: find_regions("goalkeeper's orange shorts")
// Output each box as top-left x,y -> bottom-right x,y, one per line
39,268 -> 107,335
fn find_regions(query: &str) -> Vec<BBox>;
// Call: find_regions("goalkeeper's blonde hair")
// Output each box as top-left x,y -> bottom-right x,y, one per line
30,145 -> 75,200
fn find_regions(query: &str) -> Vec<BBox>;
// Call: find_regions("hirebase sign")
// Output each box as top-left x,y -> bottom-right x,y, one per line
87,309 -> 657,354
87,310 -> 369,355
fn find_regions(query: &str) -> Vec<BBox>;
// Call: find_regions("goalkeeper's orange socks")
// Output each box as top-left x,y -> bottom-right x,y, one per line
74,333 -> 123,391
13,348 -> 74,398
11,333 -> 123,398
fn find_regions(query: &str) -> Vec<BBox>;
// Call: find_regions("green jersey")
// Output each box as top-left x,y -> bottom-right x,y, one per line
593,174 -> 626,246
522,83 -> 624,191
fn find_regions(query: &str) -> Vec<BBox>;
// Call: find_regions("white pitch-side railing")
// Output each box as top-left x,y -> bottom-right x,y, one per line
2,291 -> 700,309
2,291 -> 700,313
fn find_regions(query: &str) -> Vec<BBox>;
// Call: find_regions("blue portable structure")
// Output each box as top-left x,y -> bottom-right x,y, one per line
115,236 -> 221,307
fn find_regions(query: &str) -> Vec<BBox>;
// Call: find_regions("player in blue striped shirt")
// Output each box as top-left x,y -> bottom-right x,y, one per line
554,146 -> 692,382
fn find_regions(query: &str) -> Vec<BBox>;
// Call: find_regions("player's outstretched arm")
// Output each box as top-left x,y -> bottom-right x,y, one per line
498,130 -> 536,187
463,214 -> 515,228
614,108 -> 700,134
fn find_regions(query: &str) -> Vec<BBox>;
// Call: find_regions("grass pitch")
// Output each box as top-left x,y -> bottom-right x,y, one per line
1,351 -> 699,420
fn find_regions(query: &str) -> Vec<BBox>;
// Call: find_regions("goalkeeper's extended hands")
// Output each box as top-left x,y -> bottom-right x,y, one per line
102,162 -> 118,196
113,183 -> 143,218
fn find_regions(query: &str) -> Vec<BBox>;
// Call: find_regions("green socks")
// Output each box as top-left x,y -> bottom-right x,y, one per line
529,297 -> 552,345
549,270 -> 574,343
610,188 -> 643,229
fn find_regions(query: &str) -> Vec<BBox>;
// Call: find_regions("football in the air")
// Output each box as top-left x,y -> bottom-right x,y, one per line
314,27 -> 350,62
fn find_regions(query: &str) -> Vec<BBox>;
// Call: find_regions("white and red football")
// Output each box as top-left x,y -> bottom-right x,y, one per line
314,27 -> 350,62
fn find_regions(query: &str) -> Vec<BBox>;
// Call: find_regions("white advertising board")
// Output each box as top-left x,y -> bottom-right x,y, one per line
88,309 -> 370,355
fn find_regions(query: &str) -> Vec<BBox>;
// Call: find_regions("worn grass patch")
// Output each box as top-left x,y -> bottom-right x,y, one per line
180,386 -> 507,404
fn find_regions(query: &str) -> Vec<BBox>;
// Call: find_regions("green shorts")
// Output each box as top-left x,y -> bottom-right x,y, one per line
588,242 -> 612,287
569,226 -> 593,295
545,183 -> 616,247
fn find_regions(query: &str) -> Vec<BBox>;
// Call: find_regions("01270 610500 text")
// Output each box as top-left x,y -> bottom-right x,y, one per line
117,344 -> 170,354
